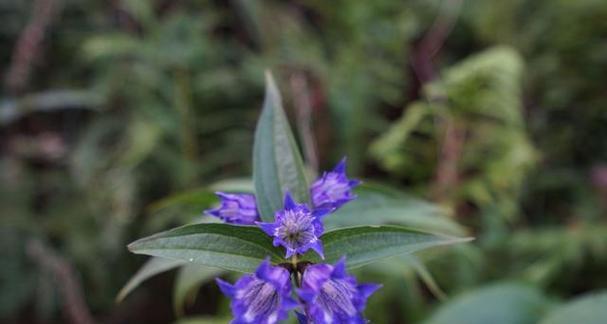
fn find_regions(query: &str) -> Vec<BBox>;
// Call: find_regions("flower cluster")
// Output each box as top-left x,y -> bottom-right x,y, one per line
205,159 -> 379,323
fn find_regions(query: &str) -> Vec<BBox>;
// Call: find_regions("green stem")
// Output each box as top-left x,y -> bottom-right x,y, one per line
291,254 -> 298,267
291,254 -> 301,287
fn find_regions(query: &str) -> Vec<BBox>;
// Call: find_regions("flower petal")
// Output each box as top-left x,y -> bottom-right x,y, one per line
217,261 -> 295,323
298,259 -> 379,323
215,278 -> 235,298
283,192 -> 297,210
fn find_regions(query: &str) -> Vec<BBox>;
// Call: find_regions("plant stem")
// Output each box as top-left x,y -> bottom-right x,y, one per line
291,254 -> 301,287
291,254 -> 298,267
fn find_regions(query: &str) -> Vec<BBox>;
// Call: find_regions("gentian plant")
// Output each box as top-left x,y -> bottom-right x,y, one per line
127,72 -> 471,323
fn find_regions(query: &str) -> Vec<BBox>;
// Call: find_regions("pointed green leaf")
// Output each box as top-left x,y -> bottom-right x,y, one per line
128,223 -> 285,273
117,257 -> 185,302
302,225 -> 472,269
253,71 -> 309,221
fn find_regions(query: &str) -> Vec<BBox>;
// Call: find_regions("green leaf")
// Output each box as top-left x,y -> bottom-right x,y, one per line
363,254 -> 447,300
128,223 -> 284,273
81,34 -> 142,61
210,178 -> 254,193
147,189 -> 217,214
423,283 -> 552,324
144,189 -> 219,234
325,183 -> 466,236
539,291 -> 607,324
116,257 -> 185,302
253,71 -> 309,221
173,265 -> 223,315
404,255 -> 447,301
301,225 -> 472,269
174,317 -> 230,324
145,179 -> 255,232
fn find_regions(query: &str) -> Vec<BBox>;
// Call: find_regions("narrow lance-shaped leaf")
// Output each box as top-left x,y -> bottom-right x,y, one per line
363,254 -> 447,300
128,223 -> 285,273
253,71 -> 309,221
301,225 -> 473,269
404,254 -> 448,301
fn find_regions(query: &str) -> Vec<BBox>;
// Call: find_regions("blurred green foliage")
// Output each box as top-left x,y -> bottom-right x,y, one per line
1,0 -> 606,323
371,47 -> 536,231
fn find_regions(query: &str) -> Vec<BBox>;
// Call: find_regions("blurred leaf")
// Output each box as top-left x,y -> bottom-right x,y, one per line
144,182 -> 255,234
148,178 -> 254,216
173,265 -> 223,315
81,34 -> 142,61
128,224 -> 284,272
209,178 -> 254,193
325,183 -> 465,235
405,255 -> 447,301
119,119 -> 163,168
423,283 -> 552,324
363,254 -> 447,301
502,223 -> 607,288
117,257 -> 185,302
253,72 -> 309,221
120,0 -> 155,28
148,189 -> 217,215
145,189 -> 218,235
301,225 -> 472,269
1,90 -> 102,126
369,103 -> 431,174
371,46 -> 536,224
174,317 -> 230,324
539,291 -> 607,324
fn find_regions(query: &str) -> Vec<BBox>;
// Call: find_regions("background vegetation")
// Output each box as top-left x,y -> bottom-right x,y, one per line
1,0 -> 606,323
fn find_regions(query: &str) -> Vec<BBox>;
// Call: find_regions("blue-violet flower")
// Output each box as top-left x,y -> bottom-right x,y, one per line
205,192 -> 260,225
310,158 -> 360,212
258,193 -> 327,258
297,258 -> 380,324
216,259 -> 297,324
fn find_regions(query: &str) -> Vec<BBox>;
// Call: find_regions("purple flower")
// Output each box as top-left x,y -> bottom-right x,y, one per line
258,193 -> 327,258
297,258 -> 380,324
216,259 -> 297,324
310,158 -> 360,212
205,192 -> 260,225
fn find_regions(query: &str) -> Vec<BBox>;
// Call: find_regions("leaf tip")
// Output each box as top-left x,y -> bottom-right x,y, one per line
115,289 -> 127,304
441,235 -> 475,245
263,70 -> 280,99
264,69 -> 273,81
127,241 -> 138,253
